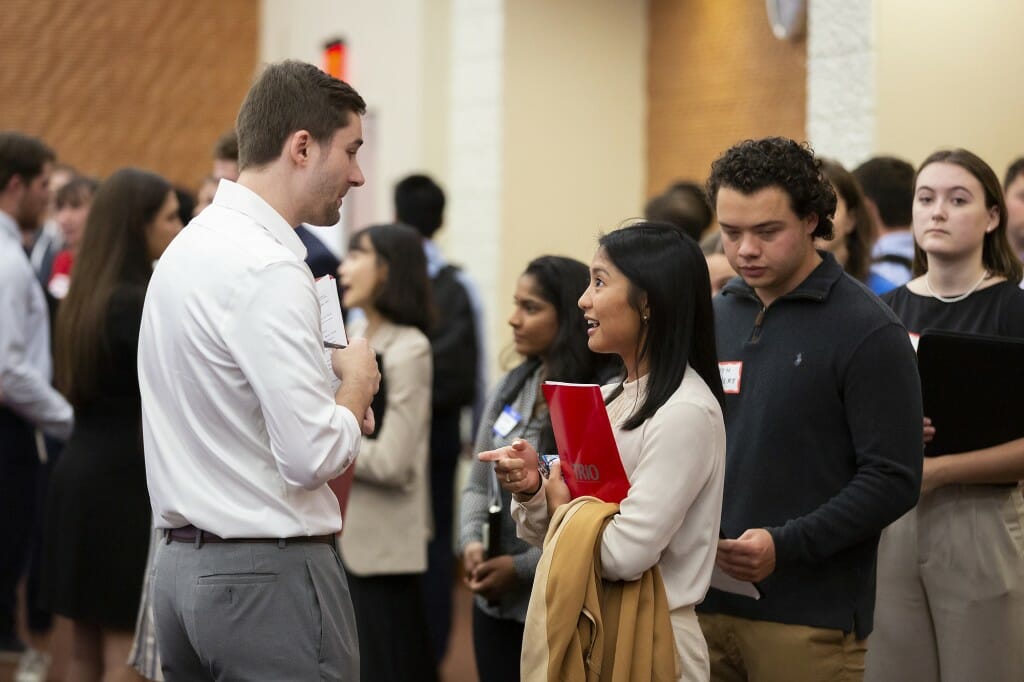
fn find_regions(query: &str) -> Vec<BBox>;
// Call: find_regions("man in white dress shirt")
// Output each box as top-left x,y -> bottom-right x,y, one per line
138,61 -> 379,681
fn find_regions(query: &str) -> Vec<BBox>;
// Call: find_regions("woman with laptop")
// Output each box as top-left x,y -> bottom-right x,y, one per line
867,149 -> 1024,682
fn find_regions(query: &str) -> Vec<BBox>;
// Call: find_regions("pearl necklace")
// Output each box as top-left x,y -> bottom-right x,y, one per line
923,270 -> 988,303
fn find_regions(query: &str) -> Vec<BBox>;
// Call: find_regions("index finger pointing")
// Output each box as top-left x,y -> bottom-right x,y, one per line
478,447 -> 507,463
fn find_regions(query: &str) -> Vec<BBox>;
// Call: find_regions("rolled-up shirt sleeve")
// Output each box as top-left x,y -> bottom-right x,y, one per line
222,260 -> 360,490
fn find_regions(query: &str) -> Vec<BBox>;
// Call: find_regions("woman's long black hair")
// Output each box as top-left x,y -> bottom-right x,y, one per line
499,255 -> 620,452
599,222 -> 725,430
349,223 -> 435,335
521,255 -> 620,384
56,168 -> 170,408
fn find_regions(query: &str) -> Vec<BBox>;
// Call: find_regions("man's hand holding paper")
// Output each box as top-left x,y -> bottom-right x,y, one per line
331,337 -> 381,436
716,528 -> 776,583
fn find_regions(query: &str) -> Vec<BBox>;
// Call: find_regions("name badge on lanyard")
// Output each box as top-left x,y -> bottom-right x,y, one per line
492,405 -> 521,438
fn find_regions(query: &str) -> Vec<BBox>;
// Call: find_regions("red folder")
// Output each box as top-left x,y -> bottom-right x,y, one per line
542,382 -> 630,503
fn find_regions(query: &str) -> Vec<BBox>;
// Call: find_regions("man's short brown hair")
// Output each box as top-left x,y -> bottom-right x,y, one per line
0,131 -> 55,192
212,129 -> 239,162
235,61 -> 366,170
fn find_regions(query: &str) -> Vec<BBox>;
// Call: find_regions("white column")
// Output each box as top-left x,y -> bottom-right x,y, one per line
806,0 -> 875,168
447,0 -> 505,369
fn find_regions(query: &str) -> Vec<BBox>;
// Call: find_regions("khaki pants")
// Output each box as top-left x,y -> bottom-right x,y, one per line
699,612 -> 866,682
865,484 -> 1024,682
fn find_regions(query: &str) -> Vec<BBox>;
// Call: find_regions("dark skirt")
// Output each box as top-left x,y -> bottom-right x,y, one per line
344,570 -> 438,682
40,422 -> 151,630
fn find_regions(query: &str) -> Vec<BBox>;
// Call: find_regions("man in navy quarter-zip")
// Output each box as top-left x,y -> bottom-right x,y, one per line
697,137 -> 923,682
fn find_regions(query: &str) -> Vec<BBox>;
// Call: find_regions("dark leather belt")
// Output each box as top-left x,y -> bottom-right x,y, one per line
165,524 -> 335,547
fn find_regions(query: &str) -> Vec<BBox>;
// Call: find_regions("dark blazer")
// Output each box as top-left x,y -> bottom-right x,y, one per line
295,225 -> 341,280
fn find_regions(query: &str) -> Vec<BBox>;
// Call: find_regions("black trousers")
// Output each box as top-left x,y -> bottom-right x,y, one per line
26,437 -> 60,633
347,571 -> 438,682
472,604 -> 524,682
421,418 -> 461,661
0,408 -> 40,639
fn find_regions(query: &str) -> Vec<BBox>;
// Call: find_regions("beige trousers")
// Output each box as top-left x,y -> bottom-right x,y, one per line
699,612 -> 866,682
865,484 -> 1024,682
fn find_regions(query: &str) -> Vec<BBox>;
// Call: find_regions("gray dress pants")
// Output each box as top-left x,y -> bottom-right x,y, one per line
152,537 -> 359,681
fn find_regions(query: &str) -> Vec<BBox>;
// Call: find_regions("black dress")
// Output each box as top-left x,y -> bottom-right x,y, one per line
41,285 -> 152,630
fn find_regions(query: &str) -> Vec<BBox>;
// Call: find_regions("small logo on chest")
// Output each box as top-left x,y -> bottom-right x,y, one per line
794,353 -> 803,367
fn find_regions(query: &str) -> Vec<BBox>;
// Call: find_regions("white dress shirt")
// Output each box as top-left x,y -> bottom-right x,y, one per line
138,180 -> 360,538
0,209 -> 73,439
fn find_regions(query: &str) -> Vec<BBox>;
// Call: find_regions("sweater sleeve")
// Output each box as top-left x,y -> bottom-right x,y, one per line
768,322 -> 923,566
599,399 -> 720,581
510,487 -> 551,548
512,544 -> 543,581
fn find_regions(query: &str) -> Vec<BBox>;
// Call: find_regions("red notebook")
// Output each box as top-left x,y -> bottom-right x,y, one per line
542,382 -> 630,503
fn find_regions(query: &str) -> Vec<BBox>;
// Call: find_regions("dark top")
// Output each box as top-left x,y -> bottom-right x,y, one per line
884,280 -> 1024,460
428,264 -> 479,458
295,225 -> 342,280
42,284 -> 152,629
882,280 -> 1024,338
700,252 -> 923,639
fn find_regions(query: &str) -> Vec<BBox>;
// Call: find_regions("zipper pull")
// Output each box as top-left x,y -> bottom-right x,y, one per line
750,305 -> 767,343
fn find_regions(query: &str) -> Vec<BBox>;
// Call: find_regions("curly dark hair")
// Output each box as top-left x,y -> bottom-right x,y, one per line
706,137 -> 836,240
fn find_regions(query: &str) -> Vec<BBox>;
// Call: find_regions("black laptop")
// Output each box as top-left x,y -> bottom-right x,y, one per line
917,329 -> 1024,457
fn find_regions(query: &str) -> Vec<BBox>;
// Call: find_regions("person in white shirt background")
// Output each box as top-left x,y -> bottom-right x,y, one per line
0,132 -> 74,668
137,60 -> 379,681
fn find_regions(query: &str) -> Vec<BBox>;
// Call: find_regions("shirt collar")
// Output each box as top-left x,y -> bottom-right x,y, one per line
211,179 -> 307,261
871,230 -> 915,258
721,250 -> 844,303
422,239 -> 445,278
0,208 -> 19,243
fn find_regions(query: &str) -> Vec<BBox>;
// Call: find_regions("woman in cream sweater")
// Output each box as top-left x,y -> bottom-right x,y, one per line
482,222 -> 727,680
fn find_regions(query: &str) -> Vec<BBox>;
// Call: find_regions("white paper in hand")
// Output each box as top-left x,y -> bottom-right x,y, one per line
710,565 -> 761,599
316,276 -> 347,391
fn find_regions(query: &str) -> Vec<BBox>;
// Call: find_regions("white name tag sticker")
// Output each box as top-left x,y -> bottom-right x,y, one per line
908,332 -> 920,352
492,405 -> 521,438
719,361 -> 743,394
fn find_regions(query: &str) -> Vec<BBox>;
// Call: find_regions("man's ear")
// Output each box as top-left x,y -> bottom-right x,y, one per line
286,130 -> 314,167
804,213 -> 819,236
2,173 -> 25,196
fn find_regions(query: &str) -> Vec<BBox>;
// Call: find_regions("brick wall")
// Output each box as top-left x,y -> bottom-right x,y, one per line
647,0 -> 807,196
0,0 -> 259,189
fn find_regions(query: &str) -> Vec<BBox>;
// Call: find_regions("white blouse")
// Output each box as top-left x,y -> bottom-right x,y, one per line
512,366 -> 726,610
